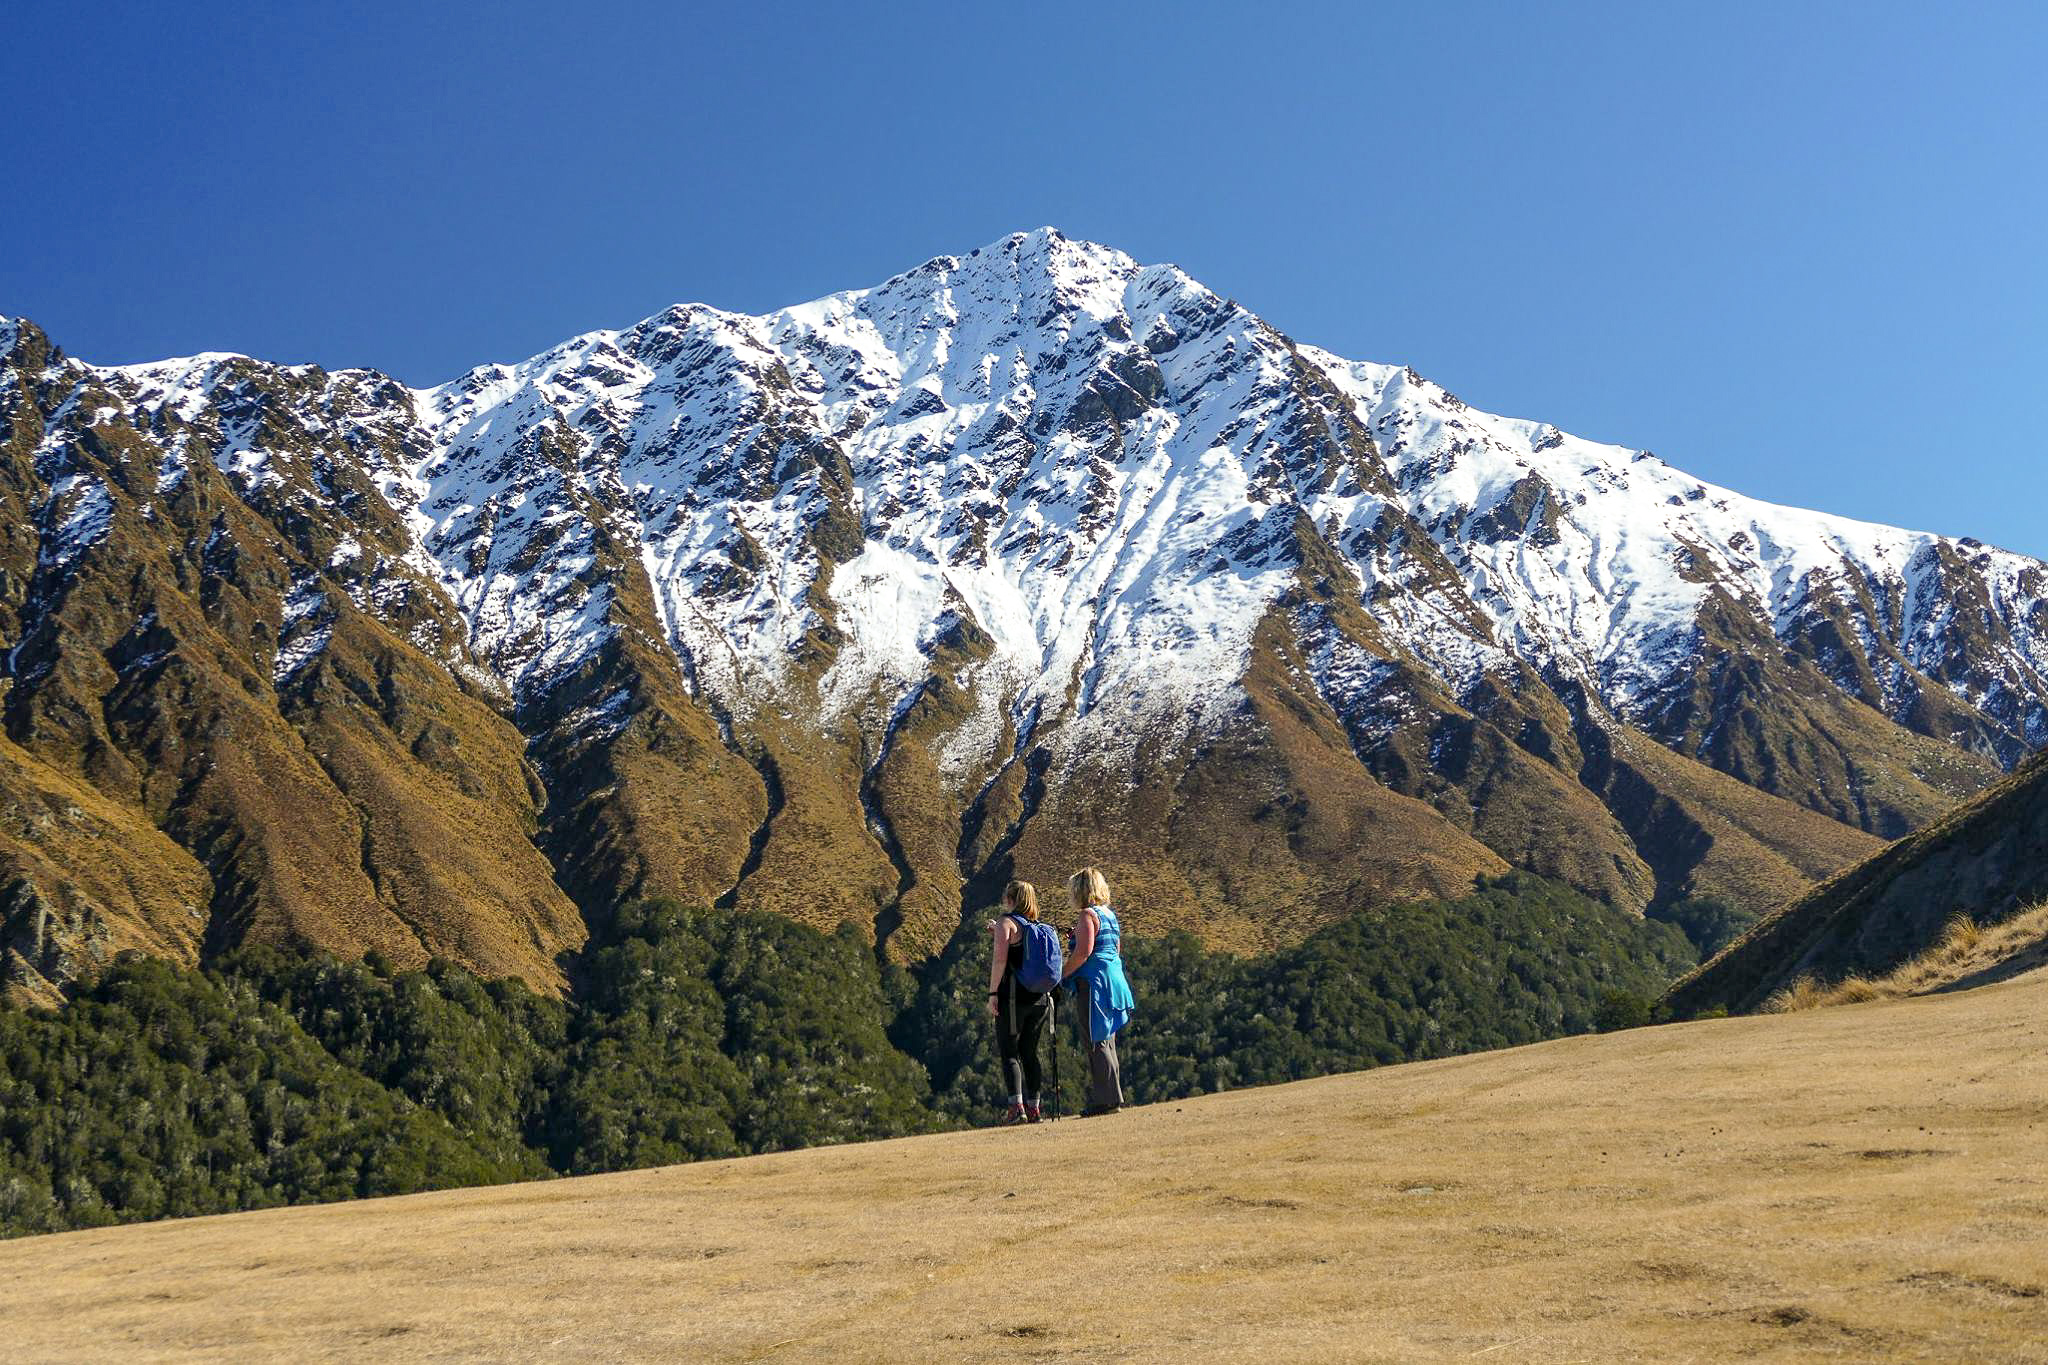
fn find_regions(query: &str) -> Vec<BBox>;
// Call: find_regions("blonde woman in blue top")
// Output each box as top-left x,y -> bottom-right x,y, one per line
1059,866 -> 1136,1116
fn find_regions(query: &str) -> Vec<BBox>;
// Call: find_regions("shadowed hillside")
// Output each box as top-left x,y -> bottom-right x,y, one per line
1766,901 -> 2048,1010
1664,751 -> 2048,1017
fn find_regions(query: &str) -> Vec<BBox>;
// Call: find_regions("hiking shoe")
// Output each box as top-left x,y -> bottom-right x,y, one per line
1079,1104 -> 1122,1118
998,1103 -> 1030,1126
1025,1104 -> 1043,1124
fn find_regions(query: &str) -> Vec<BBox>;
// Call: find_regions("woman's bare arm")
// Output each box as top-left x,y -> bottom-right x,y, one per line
986,915 -> 1014,1015
1061,909 -> 1098,986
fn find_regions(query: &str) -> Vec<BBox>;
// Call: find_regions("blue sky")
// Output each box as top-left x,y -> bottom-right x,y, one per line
5,1 -> 2043,554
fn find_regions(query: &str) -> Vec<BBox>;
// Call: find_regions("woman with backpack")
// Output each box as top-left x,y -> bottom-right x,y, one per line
1060,866 -> 1136,1117
987,879 -> 1057,1125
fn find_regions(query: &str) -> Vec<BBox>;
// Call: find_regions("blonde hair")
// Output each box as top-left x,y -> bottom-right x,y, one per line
1002,880 -> 1040,921
1068,867 -> 1111,911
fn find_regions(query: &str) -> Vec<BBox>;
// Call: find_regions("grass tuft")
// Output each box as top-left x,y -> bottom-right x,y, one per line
1763,901 -> 2048,1011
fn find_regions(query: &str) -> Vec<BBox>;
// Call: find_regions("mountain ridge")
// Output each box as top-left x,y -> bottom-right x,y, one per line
3,227 -> 2042,996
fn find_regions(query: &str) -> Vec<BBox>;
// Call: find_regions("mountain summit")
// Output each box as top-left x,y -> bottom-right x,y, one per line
4,229 -> 2043,996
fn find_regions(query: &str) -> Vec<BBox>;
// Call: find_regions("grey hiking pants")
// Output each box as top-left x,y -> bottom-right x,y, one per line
1086,1032 -> 1123,1111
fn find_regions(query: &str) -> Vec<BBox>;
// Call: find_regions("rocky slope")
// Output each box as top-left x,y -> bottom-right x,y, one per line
4,228 -> 2043,994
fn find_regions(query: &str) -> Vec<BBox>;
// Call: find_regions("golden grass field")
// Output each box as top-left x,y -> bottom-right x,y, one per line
4,967 -> 2046,1363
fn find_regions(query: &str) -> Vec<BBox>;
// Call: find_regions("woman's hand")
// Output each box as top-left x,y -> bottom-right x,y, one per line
987,917 -> 1010,1004
987,995 -> 1000,1019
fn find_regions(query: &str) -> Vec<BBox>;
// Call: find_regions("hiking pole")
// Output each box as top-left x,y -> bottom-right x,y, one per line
1123,1017 -> 1132,1109
1049,987 -> 1060,1121
1115,1015 -> 1126,1111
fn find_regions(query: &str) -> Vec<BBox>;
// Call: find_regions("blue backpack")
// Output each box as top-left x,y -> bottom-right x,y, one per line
1010,914 -> 1064,993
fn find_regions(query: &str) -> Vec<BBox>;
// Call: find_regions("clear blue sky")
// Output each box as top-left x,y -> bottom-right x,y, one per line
5,1 -> 2043,554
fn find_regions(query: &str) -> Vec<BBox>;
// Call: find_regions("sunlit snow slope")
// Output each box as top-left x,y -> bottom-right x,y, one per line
348,231 -> 2045,761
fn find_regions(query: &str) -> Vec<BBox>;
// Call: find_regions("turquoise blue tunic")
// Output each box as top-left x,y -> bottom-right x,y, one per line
1073,905 -> 1136,1044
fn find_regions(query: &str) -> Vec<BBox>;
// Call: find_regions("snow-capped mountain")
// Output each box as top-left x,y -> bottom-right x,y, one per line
3,229 -> 2042,996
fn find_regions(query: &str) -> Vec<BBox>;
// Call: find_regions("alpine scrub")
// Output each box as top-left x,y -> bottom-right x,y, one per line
3,878 -> 1696,1238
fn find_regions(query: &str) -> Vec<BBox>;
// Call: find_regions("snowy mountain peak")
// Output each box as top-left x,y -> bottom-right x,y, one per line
7,231 -> 2047,980
20,233 -> 2048,782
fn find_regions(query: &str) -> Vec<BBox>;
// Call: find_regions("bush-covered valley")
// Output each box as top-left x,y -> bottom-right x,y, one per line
0,877 -> 1702,1238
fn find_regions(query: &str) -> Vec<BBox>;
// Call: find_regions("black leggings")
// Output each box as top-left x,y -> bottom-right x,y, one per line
995,977 -> 1050,1097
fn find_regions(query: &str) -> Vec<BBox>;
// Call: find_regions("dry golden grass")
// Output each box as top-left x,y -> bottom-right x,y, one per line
0,735 -> 214,1006
1600,723 -> 1885,912
1766,902 -> 2048,1013
1008,610 -> 1516,958
6,964 -> 2047,1362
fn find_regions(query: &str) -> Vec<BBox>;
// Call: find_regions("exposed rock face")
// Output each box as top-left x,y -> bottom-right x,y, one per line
2,229 -> 2041,984
1664,752 -> 2048,1016
0,731 -> 211,1006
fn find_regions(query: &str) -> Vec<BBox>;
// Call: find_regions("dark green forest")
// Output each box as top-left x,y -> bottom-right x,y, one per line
1,876 -> 1699,1238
